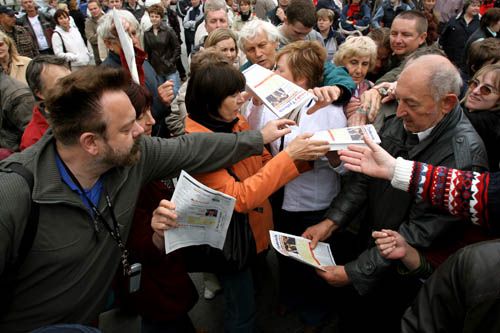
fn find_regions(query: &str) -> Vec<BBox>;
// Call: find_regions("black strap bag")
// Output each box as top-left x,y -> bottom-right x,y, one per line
183,168 -> 257,273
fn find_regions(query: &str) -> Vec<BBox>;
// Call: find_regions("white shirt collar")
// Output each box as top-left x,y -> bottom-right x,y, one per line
415,125 -> 435,142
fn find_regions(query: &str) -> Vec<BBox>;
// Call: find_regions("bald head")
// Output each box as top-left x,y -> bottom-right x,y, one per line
396,55 -> 462,133
402,55 -> 462,101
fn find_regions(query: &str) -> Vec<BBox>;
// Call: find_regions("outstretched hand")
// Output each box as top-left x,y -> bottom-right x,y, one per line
260,119 -> 295,144
316,265 -> 350,287
302,219 -> 338,249
372,229 -> 409,260
361,82 -> 397,122
338,132 -> 395,180
284,133 -> 330,161
306,86 -> 342,115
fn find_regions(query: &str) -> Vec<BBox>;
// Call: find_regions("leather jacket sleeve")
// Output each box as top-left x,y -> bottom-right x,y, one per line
325,172 -> 370,228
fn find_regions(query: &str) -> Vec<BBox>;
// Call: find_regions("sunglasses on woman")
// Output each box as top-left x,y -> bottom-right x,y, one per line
468,79 -> 498,96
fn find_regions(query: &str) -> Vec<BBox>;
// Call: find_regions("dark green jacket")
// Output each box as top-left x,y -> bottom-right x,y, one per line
0,129 -> 263,332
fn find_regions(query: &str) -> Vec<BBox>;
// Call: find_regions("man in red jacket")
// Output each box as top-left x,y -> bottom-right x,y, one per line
20,55 -> 71,150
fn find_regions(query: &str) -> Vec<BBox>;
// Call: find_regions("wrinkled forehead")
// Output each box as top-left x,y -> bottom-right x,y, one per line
206,9 -> 228,21
391,18 -> 418,33
243,30 -> 276,50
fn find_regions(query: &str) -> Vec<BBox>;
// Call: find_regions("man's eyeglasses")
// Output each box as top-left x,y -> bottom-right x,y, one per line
468,79 -> 498,96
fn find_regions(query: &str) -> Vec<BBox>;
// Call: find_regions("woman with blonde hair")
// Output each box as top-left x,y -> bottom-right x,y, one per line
0,31 -> 31,85
204,28 -> 242,67
334,35 -> 377,125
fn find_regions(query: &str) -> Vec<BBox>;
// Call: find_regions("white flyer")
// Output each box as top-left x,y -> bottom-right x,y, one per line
310,124 -> 381,151
112,8 -> 139,84
164,170 -> 236,254
270,230 -> 336,271
243,64 -> 315,121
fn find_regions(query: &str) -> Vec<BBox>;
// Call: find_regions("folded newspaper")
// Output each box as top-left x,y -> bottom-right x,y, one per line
164,171 -> 236,255
242,64 -> 316,121
310,124 -> 381,151
270,231 -> 336,271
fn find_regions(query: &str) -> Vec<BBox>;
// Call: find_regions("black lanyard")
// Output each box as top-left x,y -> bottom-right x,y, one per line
58,157 -> 132,276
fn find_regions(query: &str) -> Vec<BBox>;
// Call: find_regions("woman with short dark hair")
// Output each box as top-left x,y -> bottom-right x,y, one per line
184,59 -> 329,332
51,9 -> 90,70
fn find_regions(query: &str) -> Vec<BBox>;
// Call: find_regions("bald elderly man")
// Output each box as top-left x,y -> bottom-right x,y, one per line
303,55 -> 489,333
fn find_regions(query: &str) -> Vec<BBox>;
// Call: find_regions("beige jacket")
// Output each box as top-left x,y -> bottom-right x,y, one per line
9,56 -> 31,86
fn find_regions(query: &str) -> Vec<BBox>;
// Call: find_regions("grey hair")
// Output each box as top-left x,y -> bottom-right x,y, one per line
97,9 -> 139,41
204,0 -> 227,14
404,53 -> 462,102
429,65 -> 462,102
238,19 -> 281,52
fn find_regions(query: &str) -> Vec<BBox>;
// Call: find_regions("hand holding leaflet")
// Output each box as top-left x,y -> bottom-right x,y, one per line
270,230 -> 336,271
164,171 -> 236,254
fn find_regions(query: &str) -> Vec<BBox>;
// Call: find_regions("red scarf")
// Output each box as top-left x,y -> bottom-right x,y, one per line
347,3 -> 361,25
119,46 -> 146,86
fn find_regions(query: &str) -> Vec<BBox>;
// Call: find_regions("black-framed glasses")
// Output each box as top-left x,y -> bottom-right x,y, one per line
468,79 -> 498,96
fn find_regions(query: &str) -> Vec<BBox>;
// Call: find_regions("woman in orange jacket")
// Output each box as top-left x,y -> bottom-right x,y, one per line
161,57 -> 330,332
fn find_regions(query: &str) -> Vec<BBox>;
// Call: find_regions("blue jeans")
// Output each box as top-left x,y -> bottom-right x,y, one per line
159,71 -> 181,98
218,268 -> 256,333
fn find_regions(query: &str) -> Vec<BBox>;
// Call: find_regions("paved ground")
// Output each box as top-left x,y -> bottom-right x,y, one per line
189,249 -> 339,333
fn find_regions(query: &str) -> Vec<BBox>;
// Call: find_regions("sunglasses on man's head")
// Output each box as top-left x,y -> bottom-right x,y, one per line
468,79 -> 498,96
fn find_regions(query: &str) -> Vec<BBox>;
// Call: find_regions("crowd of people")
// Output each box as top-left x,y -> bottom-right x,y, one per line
0,0 -> 499,332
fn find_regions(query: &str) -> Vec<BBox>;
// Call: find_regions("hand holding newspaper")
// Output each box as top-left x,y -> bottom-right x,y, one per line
270,231 -> 336,271
164,171 -> 236,254
112,8 -> 139,84
311,124 -> 381,151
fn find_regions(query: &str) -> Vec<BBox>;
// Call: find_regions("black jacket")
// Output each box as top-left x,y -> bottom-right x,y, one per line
464,107 -> 500,172
402,240 -> 500,333
144,24 -> 181,76
440,14 -> 480,69
326,106 -> 488,295
266,6 -> 284,26
124,3 -> 146,22
464,26 -> 499,59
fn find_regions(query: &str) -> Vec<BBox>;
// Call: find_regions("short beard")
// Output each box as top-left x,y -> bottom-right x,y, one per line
101,137 -> 142,168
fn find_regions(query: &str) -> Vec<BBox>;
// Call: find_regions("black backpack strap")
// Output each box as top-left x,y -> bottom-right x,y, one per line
7,163 -> 39,268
